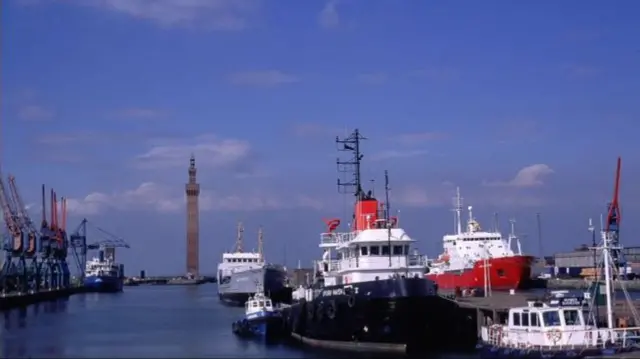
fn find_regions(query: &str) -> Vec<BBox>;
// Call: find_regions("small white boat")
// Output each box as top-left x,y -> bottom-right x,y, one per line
477,213 -> 640,358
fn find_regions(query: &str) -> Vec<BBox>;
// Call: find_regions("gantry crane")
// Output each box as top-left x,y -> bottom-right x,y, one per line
0,169 -> 27,294
7,175 -> 40,291
69,218 -> 130,280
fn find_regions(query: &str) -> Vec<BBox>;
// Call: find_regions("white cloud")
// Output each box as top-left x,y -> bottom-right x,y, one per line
318,0 -> 340,29
371,150 -> 428,161
394,132 -> 448,145
114,108 -> 167,120
65,182 -> 325,215
18,105 -> 54,121
65,0 -> 258,30
393,186 -> 441,207
484,164 -> 554,188
134,133 -> 252,170
228,70 -> 299,87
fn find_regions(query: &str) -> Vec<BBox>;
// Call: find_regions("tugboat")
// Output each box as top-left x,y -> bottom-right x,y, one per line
232,284 -> 284,340
283,129 -> 477,355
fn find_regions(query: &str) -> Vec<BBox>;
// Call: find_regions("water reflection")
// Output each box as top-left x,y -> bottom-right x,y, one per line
2,299 -> 67,358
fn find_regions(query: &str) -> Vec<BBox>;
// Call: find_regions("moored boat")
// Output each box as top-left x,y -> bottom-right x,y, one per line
282,129 -> 478,355
232,285 -> 284,339
426,188 -> 534,291
477,204 -> 640,358
83,249 -> 124,293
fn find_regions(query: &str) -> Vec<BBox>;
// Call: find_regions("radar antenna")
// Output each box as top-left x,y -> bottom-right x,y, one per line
336,129 -> 366,199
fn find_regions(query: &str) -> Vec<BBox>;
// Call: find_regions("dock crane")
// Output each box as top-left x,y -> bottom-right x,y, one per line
0,169 -> 27,294
605,157 -> 624,276
69,218 -> 130,280
7,175 -> 40,291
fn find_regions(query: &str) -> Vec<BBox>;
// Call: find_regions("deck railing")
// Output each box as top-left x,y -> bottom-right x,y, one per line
481,324 -> 640,350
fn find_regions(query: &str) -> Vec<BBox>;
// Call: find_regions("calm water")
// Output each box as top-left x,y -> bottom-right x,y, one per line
6,284 -> 632,358
2,285 -> 316,358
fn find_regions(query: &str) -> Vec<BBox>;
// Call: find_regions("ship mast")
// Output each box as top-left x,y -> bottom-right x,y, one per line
384,170 -> 392,267
258,226 -> 264,262
453,187 -> 463,234
336,129 -> 366,199
234,221 -> 244,253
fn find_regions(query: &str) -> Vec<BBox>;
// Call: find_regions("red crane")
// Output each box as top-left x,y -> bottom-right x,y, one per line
605,157 -> 622,234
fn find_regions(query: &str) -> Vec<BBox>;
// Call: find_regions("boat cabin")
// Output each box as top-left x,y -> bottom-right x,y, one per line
317,195 -> 427,286
482,302 -> 599,348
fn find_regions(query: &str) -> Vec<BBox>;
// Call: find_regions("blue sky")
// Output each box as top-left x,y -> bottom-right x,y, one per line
1,0 -> 639,275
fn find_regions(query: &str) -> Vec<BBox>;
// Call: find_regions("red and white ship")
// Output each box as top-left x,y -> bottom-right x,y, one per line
426,188 -> 534,291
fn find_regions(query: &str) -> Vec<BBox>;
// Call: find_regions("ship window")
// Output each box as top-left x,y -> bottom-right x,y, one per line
497,269 -> 506,277
583,311 -> 596,325
404,245 -> 410,255
393,246 -> 403,255
530,313 -> 539,326
521,312 -> 529,326
563,309 -> 581,326
259,301 -> 265,307
512,312 -> 521,326
361,246 -> 368,255
370,246 -> 380,255
252,302 -> 258,307
382,245 -> 390,255
542,311 -> 561,327
265,300 -> 272,307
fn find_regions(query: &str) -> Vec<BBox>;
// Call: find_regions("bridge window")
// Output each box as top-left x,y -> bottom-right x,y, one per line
512,312 -> 521,326
530,313 -> 539,326
370,246 -> 380,255
361,246 -> 368,255
258,301 -> 265,307
393,245 -> 403,255
563,309 -> 581,326
521,312 -> 529,326
542,311 -> 561,327
382,245 -> 390,255
404,245 -> 410,255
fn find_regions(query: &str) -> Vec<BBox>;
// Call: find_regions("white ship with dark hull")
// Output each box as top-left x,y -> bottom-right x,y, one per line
217,224 -> 290,306
281,129 -> 478,355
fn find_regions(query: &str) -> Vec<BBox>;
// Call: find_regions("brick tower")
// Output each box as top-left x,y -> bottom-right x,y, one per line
185,154 -> 200,277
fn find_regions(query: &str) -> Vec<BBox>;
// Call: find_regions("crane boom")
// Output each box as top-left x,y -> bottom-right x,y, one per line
0,169 -> 22,250
8,175 -> 38,232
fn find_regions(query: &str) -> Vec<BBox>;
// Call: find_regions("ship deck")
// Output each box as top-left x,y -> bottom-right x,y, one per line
442,291 -> 640,336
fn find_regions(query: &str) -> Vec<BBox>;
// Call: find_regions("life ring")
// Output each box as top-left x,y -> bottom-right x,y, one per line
347,294 -> 356,308
546,329 -> 562,344
326,300 -> 337,320
316,301 -> 324,321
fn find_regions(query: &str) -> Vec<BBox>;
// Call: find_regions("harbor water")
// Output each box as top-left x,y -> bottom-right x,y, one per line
7,283 -> 637,358
0,285 -> 477,358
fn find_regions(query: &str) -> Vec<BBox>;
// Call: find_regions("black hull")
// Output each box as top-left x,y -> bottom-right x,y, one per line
282,277 -> 477,355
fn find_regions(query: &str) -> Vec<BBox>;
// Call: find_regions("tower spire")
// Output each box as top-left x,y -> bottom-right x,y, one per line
185,154 -> 200,278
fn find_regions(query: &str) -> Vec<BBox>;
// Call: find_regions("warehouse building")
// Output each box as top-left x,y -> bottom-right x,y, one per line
553,245 -> 640,278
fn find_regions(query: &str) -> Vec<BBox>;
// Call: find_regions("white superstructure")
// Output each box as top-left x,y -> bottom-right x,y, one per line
85,256 -> 119,278
316,200 -> 427,287
429,188 -> 522,274
216,222 -> 265,283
